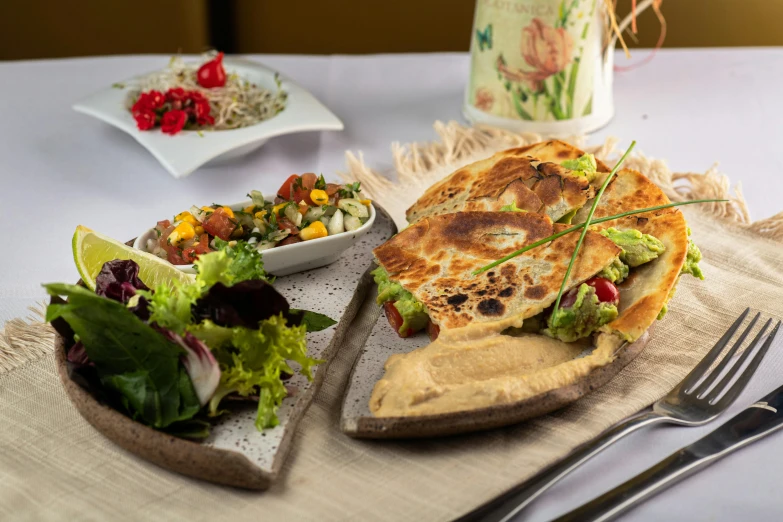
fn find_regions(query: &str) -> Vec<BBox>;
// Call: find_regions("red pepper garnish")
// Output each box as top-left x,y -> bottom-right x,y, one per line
197,52 -> 227,89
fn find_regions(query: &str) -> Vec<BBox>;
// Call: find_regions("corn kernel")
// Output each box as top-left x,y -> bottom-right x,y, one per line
175,211 -> 199,226
255,210 -> 268,219
200,206 -> 215,214
310,189 -> 328,205
168,222 -> 195,246
272,203 -> 288,215
300,221 -> 328,241
194,225 -> 205,235
360,199 -> 372,206
243,205 -> 255,214
220,206 -> 235,218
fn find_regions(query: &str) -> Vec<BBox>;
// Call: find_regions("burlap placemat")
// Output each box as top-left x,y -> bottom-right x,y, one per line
2,122 -> 783,522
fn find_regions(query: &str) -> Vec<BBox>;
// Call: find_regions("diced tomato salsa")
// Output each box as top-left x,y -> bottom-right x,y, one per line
146,175 -> 370,265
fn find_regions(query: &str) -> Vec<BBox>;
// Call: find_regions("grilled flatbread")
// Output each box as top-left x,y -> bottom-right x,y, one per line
574,168 -> 690,341
511,139 -> 612,170
405,141 -> 603,224
373,211 -> 621,331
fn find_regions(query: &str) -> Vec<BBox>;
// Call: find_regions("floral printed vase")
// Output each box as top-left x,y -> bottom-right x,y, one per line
464,0 -> 637,134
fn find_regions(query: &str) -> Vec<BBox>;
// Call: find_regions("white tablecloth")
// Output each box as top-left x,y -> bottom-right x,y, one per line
1,50 -> 782,521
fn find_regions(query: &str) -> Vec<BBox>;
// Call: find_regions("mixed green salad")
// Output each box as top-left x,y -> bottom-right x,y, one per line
146,173 -> 371,265
46,240 -> 335,438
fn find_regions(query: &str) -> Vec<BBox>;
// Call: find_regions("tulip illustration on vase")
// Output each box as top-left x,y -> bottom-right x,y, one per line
495,0 -> 594,121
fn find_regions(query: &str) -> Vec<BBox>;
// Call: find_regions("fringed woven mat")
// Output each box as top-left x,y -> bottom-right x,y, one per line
2,122 -> 782,522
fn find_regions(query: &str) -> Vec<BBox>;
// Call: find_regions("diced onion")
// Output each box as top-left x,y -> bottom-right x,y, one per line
284,204 -> 302,226
267,229 -> 290,242
319,216 -> 331,226
328,209 -> 344,235
338,198 -> 369,219
249,190 -> 265,207
344,215 -> 362,231
190,205 -> 208,223
304,206 -> 325,223
252,218 -> 268,233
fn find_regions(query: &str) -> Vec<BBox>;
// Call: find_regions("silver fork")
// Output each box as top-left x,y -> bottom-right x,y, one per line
458,308 -> 779,522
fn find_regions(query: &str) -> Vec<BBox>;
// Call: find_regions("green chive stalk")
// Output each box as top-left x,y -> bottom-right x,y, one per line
472,198 -> 727,276
548,142 -> 637,321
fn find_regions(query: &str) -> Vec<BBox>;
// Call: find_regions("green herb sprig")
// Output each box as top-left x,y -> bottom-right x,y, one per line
548,141 -> 636,320
472,198 -> 727,276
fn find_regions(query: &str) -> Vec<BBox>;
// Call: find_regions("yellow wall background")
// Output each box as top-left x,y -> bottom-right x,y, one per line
2,0 -> 781,60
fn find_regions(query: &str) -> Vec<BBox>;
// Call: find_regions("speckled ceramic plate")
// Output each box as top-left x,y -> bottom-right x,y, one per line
340,313 -> 650,439
54,207 -> 396,489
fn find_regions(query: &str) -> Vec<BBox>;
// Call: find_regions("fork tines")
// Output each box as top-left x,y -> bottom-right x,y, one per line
681,308 -> 781,406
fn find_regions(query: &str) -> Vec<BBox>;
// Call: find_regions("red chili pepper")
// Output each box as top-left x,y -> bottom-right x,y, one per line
197,52 -> 227,89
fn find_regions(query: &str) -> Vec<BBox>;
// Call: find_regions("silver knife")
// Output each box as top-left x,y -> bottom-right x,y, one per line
554,382 -> 783,521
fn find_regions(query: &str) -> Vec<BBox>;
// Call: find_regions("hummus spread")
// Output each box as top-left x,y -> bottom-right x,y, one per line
369,324 -> 624,418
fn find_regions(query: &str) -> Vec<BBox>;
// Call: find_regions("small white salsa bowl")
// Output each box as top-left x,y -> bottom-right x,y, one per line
73,58 -> 343,179
133,201 -> 376,276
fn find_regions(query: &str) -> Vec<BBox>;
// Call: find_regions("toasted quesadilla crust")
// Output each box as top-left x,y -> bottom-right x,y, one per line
574,168 -> 690,342
373,211 -> 621,331
405,141 -> 597,224
508,140 -> 612,172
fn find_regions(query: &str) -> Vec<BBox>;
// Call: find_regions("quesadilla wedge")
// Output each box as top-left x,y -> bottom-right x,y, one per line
405,141 -> 605,224
373,211 -> 621,332
573,168 -> 695,342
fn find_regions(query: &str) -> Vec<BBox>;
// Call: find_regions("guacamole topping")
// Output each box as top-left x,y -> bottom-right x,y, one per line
681,239 -> 705,280
500,201 -> 527,212
657,282 -> 678,320
600,227 -> 666,267
557,208 -> 578,224
372,266 -> 430,334
543,284 -> 618,342
658,237 -> 704,320
599,257 -> 630,284
561,153 -> 598,182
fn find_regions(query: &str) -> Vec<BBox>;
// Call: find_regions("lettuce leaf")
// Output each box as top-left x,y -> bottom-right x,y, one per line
290,309 -> 337,332
139,280 -> 202,334
189,315 -> 320,429
44,283 -> 201,428
200,239 -> 270,286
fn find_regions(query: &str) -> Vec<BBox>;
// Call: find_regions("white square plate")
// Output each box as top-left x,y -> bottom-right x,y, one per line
73,58 -> 343,179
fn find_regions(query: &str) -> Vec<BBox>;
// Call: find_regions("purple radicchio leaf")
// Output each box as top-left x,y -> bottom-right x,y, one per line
66,341 -> 92,367
192,279 -> 302,329
94,260 -> 151,320
156,327 -> 220,406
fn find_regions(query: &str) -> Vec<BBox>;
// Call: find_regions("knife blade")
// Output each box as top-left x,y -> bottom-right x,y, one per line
555,379 -> 783,522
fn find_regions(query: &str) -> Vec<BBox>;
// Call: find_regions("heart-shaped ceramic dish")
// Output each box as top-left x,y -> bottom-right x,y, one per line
54,208 -> 396,489
73,57 -> 343,179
